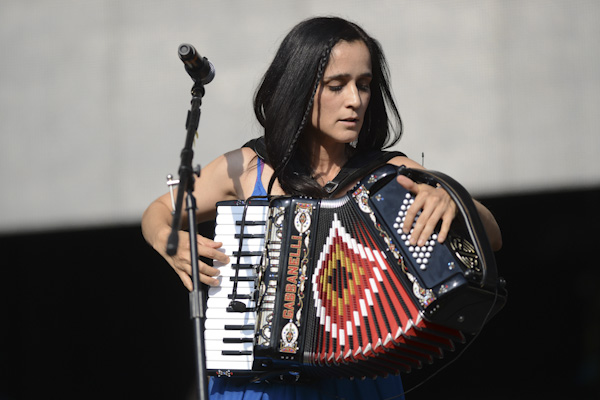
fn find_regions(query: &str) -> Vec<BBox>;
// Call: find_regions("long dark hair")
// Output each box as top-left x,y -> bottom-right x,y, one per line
253,16 -> 402,197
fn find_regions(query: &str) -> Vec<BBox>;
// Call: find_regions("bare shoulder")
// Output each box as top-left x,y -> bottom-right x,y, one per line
200,147 -> 255,177
190,147 -> 259,218
206,146 -> 261,199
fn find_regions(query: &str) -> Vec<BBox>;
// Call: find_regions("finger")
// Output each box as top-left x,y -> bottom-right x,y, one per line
198,259 -> 221,279
197,246 -> 230,266
177,259 -> 221,288
172,255 -> 192,277
197,236 -> 230,264
202,277 -> 220,287
402,187 -> 427,237
178,268 -> 220,290
406,188 -> 446,246
435,206 -> 456,244
175,269 -> 193,291
397,177 -> 425,236
199,270 -> 221,287
415,206 -> 446,246
408,195 -> 442,246
196,259 -> 221,286
396,175 -> 419,194
197,235 -> 222,248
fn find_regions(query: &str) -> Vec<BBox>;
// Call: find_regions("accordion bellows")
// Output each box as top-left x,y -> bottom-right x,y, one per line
205,165 -> 506,380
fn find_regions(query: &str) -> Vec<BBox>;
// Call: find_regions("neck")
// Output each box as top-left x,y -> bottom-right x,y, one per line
307,140 -> 349,186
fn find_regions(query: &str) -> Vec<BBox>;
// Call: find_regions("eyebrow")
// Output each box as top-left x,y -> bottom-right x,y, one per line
323,72 -> 373,81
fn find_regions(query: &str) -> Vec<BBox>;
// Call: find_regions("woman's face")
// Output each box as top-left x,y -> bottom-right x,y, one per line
309,40 -> 372,147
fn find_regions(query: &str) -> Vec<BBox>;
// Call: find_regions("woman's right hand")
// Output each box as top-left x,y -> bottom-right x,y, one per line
157,229 -> 230,291
141,149 -> 254,292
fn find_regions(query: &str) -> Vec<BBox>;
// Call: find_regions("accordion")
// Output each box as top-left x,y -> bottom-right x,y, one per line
205,164 -> 506,380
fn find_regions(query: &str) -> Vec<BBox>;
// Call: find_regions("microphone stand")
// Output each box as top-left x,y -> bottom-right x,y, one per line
166,80 -> 209,400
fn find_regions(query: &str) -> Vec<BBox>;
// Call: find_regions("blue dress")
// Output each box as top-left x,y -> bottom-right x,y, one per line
208,157 -> 405,400
209,374 -> 405,400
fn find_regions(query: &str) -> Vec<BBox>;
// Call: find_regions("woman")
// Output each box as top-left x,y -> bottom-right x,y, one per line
142,16 -> 502,400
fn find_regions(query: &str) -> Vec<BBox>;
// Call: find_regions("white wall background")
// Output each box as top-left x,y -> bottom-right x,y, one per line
1,0 -> 599,233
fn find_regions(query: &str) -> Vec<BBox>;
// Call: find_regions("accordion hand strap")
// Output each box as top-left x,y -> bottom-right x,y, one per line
322,149 -> 405,197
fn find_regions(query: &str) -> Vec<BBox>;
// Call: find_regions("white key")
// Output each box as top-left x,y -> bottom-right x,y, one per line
205,318 -> 256,330
206,308 -> 256,321
208,285 -> 254,298
215,236 -> 265,248
215,256 -> 263,268
216,212 -> 267,225
214,224 -> 266,236
216,205 -> 268,215
206,359 -> 253,370
217,243 -> 265,254
206,353 -> 253,362
215,266 -> 257,278
207,296 -> 255,309
204,328 -> 255,341
213,277 -> 255,289
205,339 -> 254,352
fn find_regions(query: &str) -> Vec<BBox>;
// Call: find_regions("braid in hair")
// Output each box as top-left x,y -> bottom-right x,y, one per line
267,39 -> 336,196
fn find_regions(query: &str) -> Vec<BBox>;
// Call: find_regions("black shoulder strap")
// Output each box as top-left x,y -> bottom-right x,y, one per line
242,137 -> 405,198
242,137 -> 268,163
323,149 -> 406,197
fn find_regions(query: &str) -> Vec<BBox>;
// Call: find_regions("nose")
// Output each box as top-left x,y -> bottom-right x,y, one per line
345,84 -> 362,109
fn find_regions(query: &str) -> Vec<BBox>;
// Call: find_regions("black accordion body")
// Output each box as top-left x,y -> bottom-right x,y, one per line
205,165 -> 506,380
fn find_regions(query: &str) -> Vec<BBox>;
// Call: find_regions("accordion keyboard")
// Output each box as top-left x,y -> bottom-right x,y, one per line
204,202 -> 268,372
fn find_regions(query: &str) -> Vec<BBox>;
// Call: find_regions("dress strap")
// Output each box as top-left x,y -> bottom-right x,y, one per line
251,157 -> 268,197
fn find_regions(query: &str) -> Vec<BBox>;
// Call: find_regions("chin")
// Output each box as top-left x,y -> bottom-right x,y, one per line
342,132 -> 360,144
312,127 -> 360,146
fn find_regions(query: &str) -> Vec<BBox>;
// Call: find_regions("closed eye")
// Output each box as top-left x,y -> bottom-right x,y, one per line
358,83 -> 371,92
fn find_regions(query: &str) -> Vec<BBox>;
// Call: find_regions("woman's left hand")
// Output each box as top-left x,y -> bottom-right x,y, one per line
396,175 -> 457,247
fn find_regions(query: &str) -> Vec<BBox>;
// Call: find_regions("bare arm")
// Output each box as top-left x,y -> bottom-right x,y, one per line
141,148 -> 257,290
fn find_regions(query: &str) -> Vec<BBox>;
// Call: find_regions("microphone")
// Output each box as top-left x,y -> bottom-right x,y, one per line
178,43 -> 215,85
